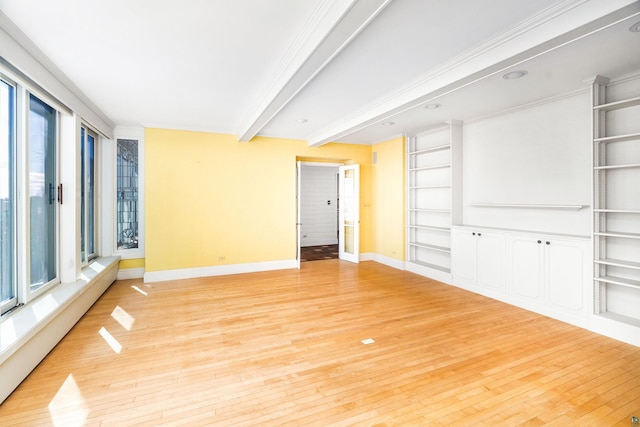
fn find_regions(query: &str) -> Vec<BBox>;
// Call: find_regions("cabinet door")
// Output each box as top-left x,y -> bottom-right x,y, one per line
476,232 -> 506,290
510,236 -> 543,300
451,229 -> 477,286
546,239 -> 588,313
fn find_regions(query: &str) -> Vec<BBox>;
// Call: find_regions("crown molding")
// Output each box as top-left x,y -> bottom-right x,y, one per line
307,0 -> 640,146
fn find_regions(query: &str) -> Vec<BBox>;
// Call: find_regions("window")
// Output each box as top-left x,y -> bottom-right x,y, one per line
28,94 -> 58,291
81,126 -> 97,262
116,139 -> 138,250
0,78 -> 16,314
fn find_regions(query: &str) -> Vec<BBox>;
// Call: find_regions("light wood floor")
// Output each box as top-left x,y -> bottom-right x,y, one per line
1,260 -> 639,426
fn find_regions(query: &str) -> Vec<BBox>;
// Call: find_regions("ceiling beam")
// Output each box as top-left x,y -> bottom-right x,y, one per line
236,0 -> 392,142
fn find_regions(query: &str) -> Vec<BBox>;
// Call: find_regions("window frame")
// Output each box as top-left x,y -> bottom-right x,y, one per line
24,91 -> 61,301
80,124 -> 99,264
0,75 -> 17,315
112,127 -> 144,260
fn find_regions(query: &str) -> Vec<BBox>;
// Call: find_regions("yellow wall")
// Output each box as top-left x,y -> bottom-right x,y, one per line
145,129 -> 374,272
119,258 -> 145,270
372,137 -> 405,261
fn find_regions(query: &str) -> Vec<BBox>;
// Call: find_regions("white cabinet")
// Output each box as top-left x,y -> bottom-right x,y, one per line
509,234 -> 589,317
451,228 -> 506,292
510,236 -> 544,301
546,239 -> 589,313
452,227 -> 590,323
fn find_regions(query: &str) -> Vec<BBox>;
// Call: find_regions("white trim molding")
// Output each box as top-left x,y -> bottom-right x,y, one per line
117,268 -> 145,280
144,260 -> 298,283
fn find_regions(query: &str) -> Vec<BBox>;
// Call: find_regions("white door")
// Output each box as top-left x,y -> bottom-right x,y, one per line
338,164 -> 359,263
451,229 -> 477,287
476,232 -> 506,291
296,161 -> 302,269
546,239 -> 587,312
510,236 -> 543,300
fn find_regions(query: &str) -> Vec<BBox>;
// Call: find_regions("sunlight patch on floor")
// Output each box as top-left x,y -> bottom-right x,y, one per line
99,326 -> 122,353
111,305 -> 135,331
48,374 -> 88,427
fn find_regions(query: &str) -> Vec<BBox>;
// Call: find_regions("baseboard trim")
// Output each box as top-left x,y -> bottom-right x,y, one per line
117,267 -> 145,280
406,262 -> 452,284
144,259 -> 298,283
363,253 -> 405,270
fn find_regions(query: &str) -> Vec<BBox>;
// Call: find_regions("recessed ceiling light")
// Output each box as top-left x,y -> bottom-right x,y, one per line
424,103 -> 441,109
296,118 -> 308,123
630,21 -> 640,32
381,121 -> 395,126
503,70 -> 528,80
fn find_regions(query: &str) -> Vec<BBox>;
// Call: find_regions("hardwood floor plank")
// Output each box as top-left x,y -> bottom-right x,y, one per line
1,260 -> 639,426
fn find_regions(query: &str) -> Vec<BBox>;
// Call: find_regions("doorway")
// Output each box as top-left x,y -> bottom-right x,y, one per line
296,162 -> 361,266
298,162 -> 340,263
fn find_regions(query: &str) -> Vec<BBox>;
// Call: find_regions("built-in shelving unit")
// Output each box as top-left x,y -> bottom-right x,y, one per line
406,121 -> 462,284
591,75 -> 640,332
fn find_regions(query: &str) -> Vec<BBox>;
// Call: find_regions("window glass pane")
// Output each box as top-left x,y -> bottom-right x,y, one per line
117,139 -> 138,250
81,128 -> 85,261
29,94 -> 57,290
87,132 -> 95,256
81,128 -> 96,262
0,80 -> 15,308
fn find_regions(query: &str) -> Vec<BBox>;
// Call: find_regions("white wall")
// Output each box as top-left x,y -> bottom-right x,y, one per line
300,164 -> 339,246
462,92 -> 591,236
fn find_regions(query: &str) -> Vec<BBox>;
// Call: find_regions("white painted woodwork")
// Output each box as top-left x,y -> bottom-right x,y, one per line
299,164 -> 338,247
462,92 -> 591,236
508,233 -> 589,317
591,74 -> 640,333
296,161 -> 302,269
406,122 -> 461,283
510,236 -> 544,301
450,229 -> 476,285
476,232 -> 506,291
452,226 -> 590,326
338,164 -> 360,263
546,239 -> 588,313
451,228 -> 506,292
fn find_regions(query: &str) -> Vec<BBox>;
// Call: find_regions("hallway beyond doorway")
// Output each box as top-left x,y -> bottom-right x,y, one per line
300,244 -> 338,262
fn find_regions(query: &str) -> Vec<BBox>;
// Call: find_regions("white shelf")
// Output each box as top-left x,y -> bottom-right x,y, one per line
409,225 -> 450,232
468,203 -> 587,210
408,144 -> 450,155
594,209 -> 640,214
409,208 -> 451,213
408,242 -> 450,253
596,312 -> 640,328
594,163 -> 640,170
594,96 -> 640,111
594,258 -> 640,270
407,260 -> 450,273
409,185 -> 451,189
409,164 -> 451,172
594,275 -> 640,290
594,132 -> 640,143
594,231 -> 640,239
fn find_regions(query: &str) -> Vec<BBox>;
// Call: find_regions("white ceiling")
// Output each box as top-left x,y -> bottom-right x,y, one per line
1,0 -> 639,145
